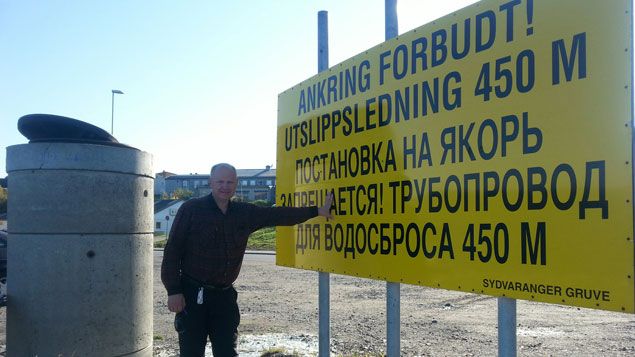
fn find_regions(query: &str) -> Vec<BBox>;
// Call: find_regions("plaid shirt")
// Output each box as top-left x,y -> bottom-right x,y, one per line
161,194 -> 318,295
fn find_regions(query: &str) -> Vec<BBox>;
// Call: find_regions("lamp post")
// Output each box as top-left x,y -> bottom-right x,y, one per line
111,89 -> 124,135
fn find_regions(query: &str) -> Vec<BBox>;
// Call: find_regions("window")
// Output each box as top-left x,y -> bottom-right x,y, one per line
250,180 -> 256,186
156,222 -> 161,229
241,180 -> 248,186
266,180 -> 273,186
182,181 -> 188,188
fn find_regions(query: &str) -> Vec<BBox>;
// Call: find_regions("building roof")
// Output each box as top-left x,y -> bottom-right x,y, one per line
166,174 -> 209,180
237,168 -> 276,177
165,168 -> 276,180
154,199 -> 183,214
253,168 -> 276,178
156,170 -> 177,178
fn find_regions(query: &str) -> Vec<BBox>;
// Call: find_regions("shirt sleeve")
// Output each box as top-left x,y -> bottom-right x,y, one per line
160,201 -> 193,295
250,205 -> 319,231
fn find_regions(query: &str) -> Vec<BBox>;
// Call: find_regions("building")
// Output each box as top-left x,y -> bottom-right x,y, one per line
235,166 -> 276,202
154,171 -> 176,199
154,199 -> 185,235
164,173 -> 211,198
162,165 -> 276,202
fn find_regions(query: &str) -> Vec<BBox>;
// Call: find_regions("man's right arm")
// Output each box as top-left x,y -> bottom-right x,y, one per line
160,201 -> 192,304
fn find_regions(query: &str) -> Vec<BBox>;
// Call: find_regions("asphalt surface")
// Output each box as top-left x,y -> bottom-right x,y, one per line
153,249 -> 275,261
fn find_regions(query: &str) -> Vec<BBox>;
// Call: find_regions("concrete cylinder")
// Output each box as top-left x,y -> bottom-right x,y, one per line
6,142 -> 154,356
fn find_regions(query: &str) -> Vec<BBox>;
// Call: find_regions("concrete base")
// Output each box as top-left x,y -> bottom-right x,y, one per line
6,142 -> 154,356
7,234 -> 153,356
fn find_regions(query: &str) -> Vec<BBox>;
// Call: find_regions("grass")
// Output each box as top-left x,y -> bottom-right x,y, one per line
247,227 -> 276,250
153,227 -> 276,251
154,232 -> 167,248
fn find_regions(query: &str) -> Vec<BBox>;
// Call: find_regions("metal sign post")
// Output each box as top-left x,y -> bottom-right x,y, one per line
384,1 -> 400,356
498,297 -> 517,356
317,10 -> 330,357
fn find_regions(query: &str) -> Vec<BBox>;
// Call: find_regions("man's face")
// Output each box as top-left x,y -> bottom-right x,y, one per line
209,166 -> 237,202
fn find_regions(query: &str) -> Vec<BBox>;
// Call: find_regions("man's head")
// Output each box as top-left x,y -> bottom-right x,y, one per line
209,163 -> 237,204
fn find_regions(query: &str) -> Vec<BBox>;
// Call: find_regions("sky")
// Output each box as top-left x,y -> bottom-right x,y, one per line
0,0 -> 480,178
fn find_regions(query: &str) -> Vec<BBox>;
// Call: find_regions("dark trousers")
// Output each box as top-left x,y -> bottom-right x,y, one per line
177,279 -> 240,357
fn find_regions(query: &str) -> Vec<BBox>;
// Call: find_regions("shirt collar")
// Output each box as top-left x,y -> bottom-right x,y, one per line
207,193 -> 232,212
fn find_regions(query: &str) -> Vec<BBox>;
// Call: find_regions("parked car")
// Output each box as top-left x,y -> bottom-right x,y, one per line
0,229 -> 6,306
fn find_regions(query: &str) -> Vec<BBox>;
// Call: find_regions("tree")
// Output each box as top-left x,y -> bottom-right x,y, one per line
171,188 -> 194,200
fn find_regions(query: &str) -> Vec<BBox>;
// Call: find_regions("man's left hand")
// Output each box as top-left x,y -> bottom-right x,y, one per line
318,191 -> 334,219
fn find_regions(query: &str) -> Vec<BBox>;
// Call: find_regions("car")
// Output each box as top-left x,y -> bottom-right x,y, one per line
0,229 -> 6,306
0,229 -> 6,260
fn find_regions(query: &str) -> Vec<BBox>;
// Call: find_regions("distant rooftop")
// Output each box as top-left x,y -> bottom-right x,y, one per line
154,199 -> 183,214
164,166 -> 275,180
156,171 -> 177,178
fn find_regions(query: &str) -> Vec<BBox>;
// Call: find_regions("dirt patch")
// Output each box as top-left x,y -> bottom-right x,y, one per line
152,252 -> 635,356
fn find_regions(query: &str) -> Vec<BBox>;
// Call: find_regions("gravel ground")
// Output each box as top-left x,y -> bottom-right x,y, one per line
152,251 -> 635,357
0,250 -> 632,356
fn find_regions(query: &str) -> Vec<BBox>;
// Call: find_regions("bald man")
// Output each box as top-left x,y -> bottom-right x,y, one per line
161,163 -> 333,357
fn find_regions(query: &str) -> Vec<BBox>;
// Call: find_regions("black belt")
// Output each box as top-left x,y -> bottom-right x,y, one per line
181,274 -> 232,292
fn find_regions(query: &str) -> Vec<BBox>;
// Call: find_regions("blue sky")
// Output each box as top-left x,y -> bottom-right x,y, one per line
0,0 -> 479,178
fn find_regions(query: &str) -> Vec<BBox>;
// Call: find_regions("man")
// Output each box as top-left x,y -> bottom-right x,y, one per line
161,163 -> 333,356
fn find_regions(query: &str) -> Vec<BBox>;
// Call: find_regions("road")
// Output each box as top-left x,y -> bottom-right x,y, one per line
153,249 -> 275,262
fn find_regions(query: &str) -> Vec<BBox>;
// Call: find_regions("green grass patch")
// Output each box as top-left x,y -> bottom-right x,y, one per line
154,240 -> 167,248
154,232 -> 167,248
247,227 -> 276,250
153,228 -> 276,251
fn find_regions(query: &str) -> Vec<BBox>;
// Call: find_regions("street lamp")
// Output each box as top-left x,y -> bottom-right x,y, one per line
111,89 -> 124,135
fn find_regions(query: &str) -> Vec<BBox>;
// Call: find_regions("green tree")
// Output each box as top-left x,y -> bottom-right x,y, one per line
0,188 -> 6,213
171,188 -> 194,200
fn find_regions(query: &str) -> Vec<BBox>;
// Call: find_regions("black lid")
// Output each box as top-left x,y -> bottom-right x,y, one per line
17,114 -> 133,148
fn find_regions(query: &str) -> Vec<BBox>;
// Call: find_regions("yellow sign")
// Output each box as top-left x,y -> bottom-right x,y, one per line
276,0 -> 634,313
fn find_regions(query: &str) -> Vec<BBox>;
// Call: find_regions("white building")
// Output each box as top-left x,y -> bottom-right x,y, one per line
154,199 -> 185,235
